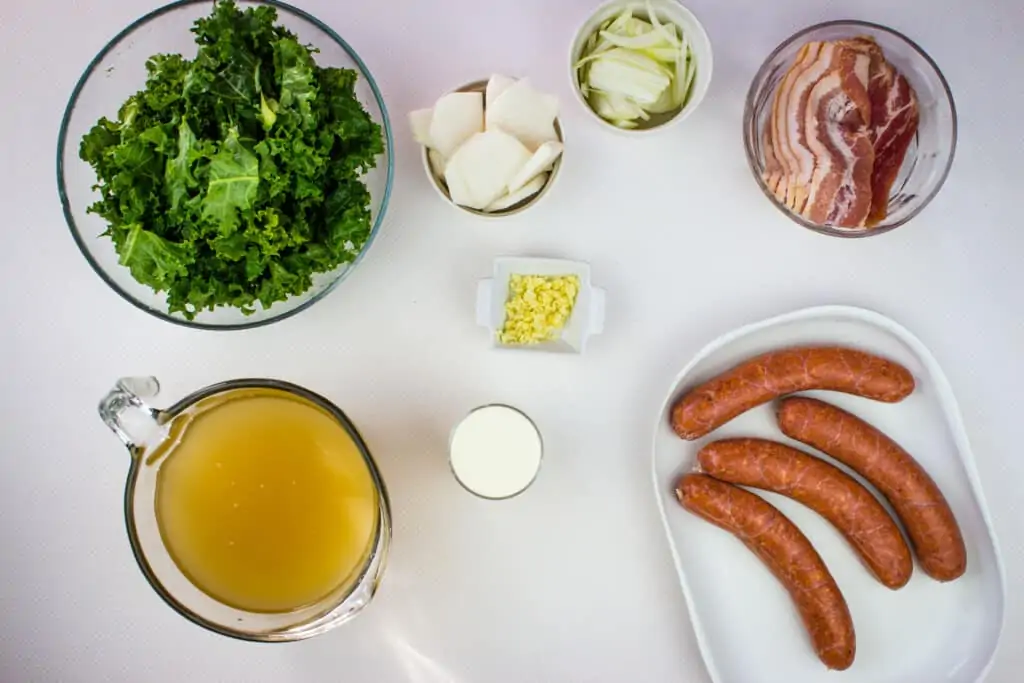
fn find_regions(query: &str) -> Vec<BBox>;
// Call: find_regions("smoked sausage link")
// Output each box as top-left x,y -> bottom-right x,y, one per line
671,346 -> 914,440
676,473 -> 856,670
699,438 -> 913,589
777,397 -> 966,581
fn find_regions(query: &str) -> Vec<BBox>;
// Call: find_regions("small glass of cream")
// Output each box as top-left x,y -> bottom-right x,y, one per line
449,405 -> 543,500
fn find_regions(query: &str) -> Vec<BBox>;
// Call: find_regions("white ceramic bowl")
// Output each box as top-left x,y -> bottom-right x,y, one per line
569,0 -> 713,134
421,79 -> 564,219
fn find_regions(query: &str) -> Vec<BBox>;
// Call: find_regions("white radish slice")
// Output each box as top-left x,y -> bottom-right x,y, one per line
427,148 -> 446,177
408,108 -> 433,147
506,141 -> 563,194
484,173 -> 548,213
444,131 -> 531,210
429,91 -> 484,158
485,74 -> 516,110
486,78 -> 560,151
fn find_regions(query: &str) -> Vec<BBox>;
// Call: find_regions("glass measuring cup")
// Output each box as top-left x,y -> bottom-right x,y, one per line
99,377 -> 391,641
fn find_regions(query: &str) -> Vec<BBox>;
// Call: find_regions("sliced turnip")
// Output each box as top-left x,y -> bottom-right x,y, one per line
485,74 -> 516,110
427,148 -> 446,177
444,130 -> 532,210
429,91 -> 484,158
486,78 -> 560,150
484,173 -> 548,213
408,108 -> 433,147
506,141 -> 563,194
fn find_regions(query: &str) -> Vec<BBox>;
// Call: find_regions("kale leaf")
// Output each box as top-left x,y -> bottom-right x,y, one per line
79,0 -> 383,319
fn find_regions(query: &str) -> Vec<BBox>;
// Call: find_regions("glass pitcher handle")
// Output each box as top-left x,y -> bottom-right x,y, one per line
99,377 -> 163,453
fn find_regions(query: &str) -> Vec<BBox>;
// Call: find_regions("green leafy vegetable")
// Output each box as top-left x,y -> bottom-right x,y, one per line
79,0 -> 383,319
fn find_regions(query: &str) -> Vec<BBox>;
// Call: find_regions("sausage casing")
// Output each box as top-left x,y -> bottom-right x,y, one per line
699,438 -> 913,588
671,346 -> 914,440
676,473 -> 856,670
777,397 -> 966,581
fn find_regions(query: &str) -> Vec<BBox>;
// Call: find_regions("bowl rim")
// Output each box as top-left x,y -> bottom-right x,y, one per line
420,78 -> 564,219
741,18 -> 958,238
568,0 -> 714,136
55,0 -> 395,330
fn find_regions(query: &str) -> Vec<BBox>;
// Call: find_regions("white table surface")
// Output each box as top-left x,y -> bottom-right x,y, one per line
1,0 -> 1022,681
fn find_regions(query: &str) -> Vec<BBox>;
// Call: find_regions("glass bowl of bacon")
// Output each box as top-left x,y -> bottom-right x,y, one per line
743,20 -> 956,237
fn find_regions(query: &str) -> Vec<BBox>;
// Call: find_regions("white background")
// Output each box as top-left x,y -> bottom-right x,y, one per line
1,0 -> 1022,681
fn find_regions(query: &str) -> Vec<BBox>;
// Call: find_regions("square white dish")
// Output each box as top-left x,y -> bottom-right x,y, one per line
476,257 -> 605,353
651,305 -> 1005,683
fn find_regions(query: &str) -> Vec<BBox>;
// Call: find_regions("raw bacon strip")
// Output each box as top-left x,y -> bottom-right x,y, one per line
836,36 -> 920,225
867,64 -> 918,224
803,48 -> 875,227
783,41 -> 840,213
761,35 -> 919,228
763,118 -> 783,194
770,42 -> 825,207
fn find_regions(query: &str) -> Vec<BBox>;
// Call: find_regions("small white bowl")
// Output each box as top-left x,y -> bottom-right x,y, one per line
422,79 -> 564,219
476,257 -> 606,354
569,0 -> 713,134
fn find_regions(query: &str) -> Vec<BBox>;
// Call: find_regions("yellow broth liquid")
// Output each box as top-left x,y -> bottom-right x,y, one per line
152,389 -> 378,613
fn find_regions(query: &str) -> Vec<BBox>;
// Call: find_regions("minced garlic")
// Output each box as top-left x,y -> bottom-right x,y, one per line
498,274 -> 580,345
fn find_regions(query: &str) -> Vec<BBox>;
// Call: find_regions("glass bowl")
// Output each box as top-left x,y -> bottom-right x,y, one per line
57,0 -> 394,329
743,20 -> 956,237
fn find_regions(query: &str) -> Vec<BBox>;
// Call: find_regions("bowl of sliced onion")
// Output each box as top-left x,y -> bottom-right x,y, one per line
570,0 -> 712,133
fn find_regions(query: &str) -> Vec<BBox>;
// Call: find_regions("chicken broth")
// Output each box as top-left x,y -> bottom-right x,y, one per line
151,388 -> 378,614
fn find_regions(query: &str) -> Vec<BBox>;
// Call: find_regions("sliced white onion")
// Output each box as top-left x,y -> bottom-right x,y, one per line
587,49 -> 671,106
576,1 -> 698,127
